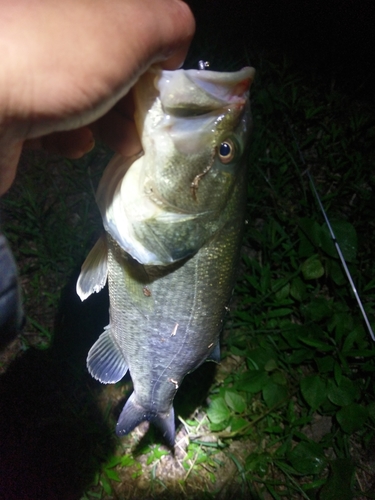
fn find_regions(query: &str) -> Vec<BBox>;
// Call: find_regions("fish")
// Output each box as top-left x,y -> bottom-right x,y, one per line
77,65 -> 255,445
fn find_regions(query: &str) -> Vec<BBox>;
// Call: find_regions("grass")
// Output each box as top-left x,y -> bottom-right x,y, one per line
1,54 -> 375,499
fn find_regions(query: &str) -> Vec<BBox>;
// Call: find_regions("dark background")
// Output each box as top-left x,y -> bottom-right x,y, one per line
186,0 -> 375,100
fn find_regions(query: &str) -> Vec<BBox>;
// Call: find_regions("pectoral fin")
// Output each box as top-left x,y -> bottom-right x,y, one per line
76,235 -> 108,301
87,327 -> 128,383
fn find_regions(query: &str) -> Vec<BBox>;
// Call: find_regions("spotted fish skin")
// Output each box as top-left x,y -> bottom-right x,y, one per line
77,65 -> 255,445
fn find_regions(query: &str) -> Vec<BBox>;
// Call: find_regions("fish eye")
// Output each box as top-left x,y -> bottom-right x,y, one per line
218,139 -> 235,164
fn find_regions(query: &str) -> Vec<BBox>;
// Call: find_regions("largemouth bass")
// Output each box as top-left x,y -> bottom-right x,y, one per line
77,65 -> 255,445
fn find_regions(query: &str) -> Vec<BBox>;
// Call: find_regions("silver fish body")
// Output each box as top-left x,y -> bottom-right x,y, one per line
77,65 -> 255,445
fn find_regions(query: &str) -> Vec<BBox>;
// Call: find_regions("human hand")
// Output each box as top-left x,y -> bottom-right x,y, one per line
0,0 -> 195,195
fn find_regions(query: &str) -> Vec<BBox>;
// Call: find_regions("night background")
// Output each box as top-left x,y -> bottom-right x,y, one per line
1,1 -> 375,499
187,0 -> 375,100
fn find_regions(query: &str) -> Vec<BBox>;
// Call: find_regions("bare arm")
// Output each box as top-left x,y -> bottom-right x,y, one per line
0,0 -> 195,194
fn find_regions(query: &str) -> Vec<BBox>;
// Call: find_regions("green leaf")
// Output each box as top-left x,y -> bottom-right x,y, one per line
264,359 -> 277,372
262,381 -> 288,408
246,347 -> 278,370
105,455 -> 122,468
237,370 -> 269,393
230,345 -> 248,357
207,397 -> 231,424
301,254 -> 324,280
367,402 -> 375,422
286,348 -> 314,364
290,277 -> 307,301
316,355 -> 335,373
342,326 -> 364,352
298,218 -> 322,250
271,371 -> 287,386
224,391 -> 246,414
245,452 -> 270,477
327,377 -> 358,406
320,459 -> 354,500
348,349 -> 375,357
275,282 -> 290,300
299,337 -> 334,351
209,421 -> 229,432
336,403 -> 368,433
302,296 -> 332,321
326,259 -> 346,285
266,307 -> 293,318
320,221 -> 357,262
330,312 -> 353,343
334,361 -> 342,386
230,417 -> 249,432
120,454 -> 136,467
281,324 -> 303,348
105,469 -> 121,482
100,476 -> 113,495
288,441 -> 327,475
298,231 -> 315,257
300,375 -> 327,410
153,446 -> 169,460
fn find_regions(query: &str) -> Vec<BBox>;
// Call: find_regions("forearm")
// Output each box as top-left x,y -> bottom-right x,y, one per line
0,0 -> 194,194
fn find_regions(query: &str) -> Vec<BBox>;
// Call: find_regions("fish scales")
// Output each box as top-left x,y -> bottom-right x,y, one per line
77,65 -> 255,445
107,174 -> 245,406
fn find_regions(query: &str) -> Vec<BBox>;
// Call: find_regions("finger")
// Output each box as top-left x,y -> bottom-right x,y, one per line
150,0 -> 195,70
23,105 -> 141,160
24,127 -> 95,159
158,40 -> 191,70
111,91 -> 135,120
92,109 -> 142,158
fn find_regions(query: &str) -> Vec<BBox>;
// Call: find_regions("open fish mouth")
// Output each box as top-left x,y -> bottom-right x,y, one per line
157,66 -> 254,111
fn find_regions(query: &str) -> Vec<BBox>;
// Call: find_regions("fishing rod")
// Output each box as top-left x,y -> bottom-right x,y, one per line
289,124 -> 375,342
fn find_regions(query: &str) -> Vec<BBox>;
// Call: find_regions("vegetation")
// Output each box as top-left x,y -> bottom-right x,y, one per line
1,55 -> 375,499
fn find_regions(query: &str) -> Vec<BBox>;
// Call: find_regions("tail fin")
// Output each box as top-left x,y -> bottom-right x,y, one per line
116,392 -> 175,447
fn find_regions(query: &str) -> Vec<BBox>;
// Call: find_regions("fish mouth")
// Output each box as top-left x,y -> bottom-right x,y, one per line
157,66 -> 255,112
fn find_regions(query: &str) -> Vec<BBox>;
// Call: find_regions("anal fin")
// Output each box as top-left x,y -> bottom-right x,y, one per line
206,342 -> 221,363
87,327 -> 128,383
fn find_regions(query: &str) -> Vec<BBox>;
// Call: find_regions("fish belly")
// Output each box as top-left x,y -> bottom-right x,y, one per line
106,207 -> 242,444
